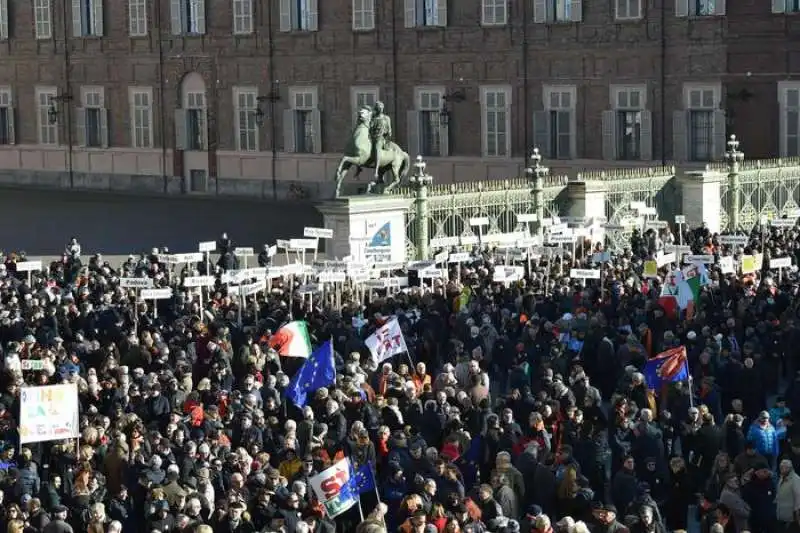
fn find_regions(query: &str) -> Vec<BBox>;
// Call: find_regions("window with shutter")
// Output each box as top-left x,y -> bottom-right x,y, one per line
72,0 -> 104,37
415,88 -> 445,157
352,0 -> 375,30
80,87 -> 106,148
233,0 -> 254,34
481,86 -> 511,157
779,83 -> 800,157
615,0 -> 641,19
34,0 -> 52,39
0,0 -> 8,39
288,87 -> 318,154
128,0 -> 148,36
234,87 -> 259,152
0,89 -> 12,145
683,83 -> 720,162
481,0 -> 507,25
36,88 -> 58,145
544,85 -> 576,159
609,85 -> 646,161
130,87 -> 154,148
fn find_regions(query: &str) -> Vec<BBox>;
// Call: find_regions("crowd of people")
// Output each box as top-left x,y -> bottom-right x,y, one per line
0,221 -> 798,533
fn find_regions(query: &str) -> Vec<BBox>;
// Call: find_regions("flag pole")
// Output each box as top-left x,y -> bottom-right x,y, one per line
687,375 -> 695,409
357,495 -> 365,521
372,466 -> 381,503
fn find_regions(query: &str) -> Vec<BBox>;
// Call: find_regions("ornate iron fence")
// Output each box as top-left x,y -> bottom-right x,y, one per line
711,158 -> 800,231
575,166 -> 678,250
392,176 -> 569,258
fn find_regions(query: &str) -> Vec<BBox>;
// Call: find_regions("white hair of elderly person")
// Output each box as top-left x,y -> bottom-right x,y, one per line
107,522 -> 122,533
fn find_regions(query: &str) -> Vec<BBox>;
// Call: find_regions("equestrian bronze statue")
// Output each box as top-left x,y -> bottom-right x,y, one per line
333,102 -> 410,198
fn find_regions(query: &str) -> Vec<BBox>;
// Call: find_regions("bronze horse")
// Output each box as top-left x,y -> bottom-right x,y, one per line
332,110 -> 410,199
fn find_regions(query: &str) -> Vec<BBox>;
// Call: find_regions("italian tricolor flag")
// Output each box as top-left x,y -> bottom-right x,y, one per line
269,321 -> 312,358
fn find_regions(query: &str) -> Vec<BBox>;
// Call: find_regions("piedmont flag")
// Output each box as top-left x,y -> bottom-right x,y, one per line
643,345 -> 689,392
285,341 -> 336,407
269,320 -> 312,358
365,318 -> 408,364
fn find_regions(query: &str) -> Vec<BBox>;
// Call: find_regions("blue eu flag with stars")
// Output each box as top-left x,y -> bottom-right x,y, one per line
349,462 -> 377,495
285,340 -> 336,407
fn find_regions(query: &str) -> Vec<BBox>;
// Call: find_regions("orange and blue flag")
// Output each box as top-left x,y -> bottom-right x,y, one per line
643,346 -> 689,390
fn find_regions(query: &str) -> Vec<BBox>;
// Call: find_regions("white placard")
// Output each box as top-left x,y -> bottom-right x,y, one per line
19,384 -> 79,444
448,252 -> 471,263
234,247 -> 254,256
304,227 -> 334,239
484,232 -> 527,244
674,215 -> 686,224
15,261 -> 42,272
771,219 -> 796,228
419,267 -> 444,278
719,256 -> 735,274
276,239 -> 291,249
516,213 -> 538,223
646,221 -> 668,229
665,245 -> 692,254
387,277 -> 409,288
640,206 -> 658,216
170,252 -> 204,264
469,217 -> 490,227
407,260 -> 436,271
684,254 -> 715,264
719,235 -> 749,246
630,201 -> 646,210
493,266 -> 525,283
289,238 -> 318,250
430,236 -> 461,248
549,235 -> 575,244
267,245 -> 277,257
656,252 -> 676,267
198,241 -> 217,253
267,266 -> 287,278
140,288 -> 173,300
284,263 -> 305,276
318,272 -> 347,283
183,275 -> 216,288
119,277 -> 153,289
570,269 -> 601,279
434,251 -> 449,264
364,279 -> 388,289
460,235 -> 480,246
239,279 -> 267,296
602,224 -> 626,231
771,257 -> 793,269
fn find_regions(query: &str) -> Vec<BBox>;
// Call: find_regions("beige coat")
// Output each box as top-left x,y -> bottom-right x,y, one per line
776,470 -> 800,523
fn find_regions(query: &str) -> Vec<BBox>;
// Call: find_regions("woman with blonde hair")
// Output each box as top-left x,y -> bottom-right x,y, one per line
429,503 -> 447,532
706,452 -> 735,500
556,464 -> 580,518
87,502 -> 107,533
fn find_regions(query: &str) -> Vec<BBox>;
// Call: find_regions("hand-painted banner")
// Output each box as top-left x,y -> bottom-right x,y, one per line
19,384 -> 79,444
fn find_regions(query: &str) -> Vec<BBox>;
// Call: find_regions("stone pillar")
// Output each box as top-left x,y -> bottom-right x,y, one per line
724,134 -> 744,232
566,179 -> 607,242
409,156 -> 433,260
679,170 -> 723,234
526,148 -> 548,238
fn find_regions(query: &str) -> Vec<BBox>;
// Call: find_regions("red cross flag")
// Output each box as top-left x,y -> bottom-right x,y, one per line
365,318 -> 408,364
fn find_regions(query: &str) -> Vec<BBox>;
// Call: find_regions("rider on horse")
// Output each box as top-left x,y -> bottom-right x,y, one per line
369,102 -> 392,171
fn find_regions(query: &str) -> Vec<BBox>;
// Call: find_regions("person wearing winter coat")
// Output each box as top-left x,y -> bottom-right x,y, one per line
746,411 -> 780,469
718,476 -> 750,532
775,459 -> 800,529
612,456 -> 639,516
492,473 -> 519,520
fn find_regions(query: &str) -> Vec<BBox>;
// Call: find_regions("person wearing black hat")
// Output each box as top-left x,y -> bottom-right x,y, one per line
42,505 -> 73,533
589,502 -> 628,532
147,500 -> 175,533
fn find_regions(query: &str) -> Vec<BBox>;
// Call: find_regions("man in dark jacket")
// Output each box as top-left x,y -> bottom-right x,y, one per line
42,505 -> 73,533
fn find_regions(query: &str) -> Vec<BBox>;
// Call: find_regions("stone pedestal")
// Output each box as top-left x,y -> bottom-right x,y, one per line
316,196 -> 412,264
567,179 -> 607,242
680,170 -> 722,234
